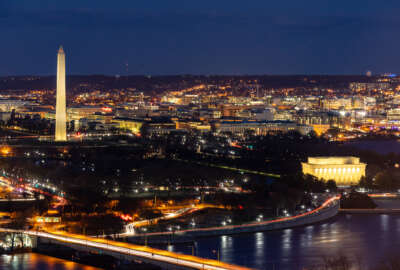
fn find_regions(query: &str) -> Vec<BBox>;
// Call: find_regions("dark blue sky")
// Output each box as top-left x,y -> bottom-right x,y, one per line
1,0 -> 400,75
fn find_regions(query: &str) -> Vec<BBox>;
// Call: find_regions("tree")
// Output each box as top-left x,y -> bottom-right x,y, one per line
326,180 -> 337,191
358,176 -> 373,189
326,127 -> 340,138
374,171 -> 396,191
140,123 -> 149,138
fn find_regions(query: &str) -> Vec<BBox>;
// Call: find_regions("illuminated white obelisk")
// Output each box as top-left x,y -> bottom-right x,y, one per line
55,46 -> 67,141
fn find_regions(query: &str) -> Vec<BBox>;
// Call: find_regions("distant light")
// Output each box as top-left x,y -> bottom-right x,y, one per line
102,107 -> 112,112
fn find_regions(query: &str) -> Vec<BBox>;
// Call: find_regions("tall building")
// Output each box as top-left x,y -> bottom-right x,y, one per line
55,46 -> 67,141
302,157 -> 366,186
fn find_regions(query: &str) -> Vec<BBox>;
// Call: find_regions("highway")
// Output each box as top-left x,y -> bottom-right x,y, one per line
0,228 -> 251,270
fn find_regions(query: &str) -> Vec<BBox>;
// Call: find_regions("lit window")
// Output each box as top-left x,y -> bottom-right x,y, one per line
324,168 -> 327,173
352,168 -> 355,173
338,168 -> 341,173
328,168 -> 332,173
315,169 -> 318,173
347,168 -> 351,172
333,168 -> 336,173
356,168 -> 360,172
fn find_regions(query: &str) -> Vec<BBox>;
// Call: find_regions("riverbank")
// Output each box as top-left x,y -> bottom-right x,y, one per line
340,208 -> 400,214
340,197 -> 400,213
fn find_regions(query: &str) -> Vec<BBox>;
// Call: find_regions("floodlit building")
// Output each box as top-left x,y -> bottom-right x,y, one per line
214,120 -> 313,136
113,117 -> 144,134
0,100 -> 30,112
302,157 -> 366,186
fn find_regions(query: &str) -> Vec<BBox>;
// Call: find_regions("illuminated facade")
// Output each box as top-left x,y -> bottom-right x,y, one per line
113,117 -> 143,134
302,157 -> 366,186
215,120 -> 313,136
55,46 -> 67,141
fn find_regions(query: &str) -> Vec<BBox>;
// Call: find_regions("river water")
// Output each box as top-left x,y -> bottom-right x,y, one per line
165,201 -> 400,270
0,253 -> 100,270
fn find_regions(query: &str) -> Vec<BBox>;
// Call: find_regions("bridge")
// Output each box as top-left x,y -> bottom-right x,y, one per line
0,228 -> 250,270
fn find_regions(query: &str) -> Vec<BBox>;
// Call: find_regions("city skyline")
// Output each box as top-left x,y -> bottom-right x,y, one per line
3,2 -> 400,270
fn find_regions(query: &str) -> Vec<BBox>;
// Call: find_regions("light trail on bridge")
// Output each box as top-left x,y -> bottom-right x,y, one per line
0,228 -> 251,270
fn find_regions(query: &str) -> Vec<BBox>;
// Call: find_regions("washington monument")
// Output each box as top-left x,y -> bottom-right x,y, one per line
55,46 -> 67,141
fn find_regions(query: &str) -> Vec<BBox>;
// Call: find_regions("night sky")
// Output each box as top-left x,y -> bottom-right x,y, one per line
1,0 -> 400,75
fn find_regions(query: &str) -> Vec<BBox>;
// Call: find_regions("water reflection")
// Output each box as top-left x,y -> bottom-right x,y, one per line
220,235 -> 230,250
254,232 -> 264,262
0,253 -> 99,270
301,225 -> 314,247
167,244 -> 174,252
281,229 -> 292,253
220,235 -> 233,261
380,214 -> 389,232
